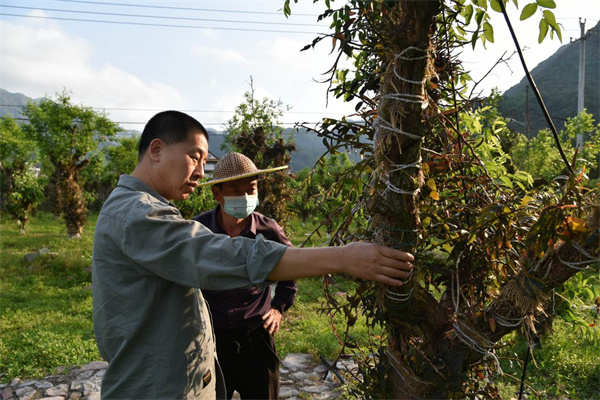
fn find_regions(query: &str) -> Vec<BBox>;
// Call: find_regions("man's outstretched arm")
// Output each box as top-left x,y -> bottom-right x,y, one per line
267,242 -> 414,286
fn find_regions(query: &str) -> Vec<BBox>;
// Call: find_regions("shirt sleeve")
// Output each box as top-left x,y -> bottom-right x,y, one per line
266,220 -> 298,313
121,196 -> 287,290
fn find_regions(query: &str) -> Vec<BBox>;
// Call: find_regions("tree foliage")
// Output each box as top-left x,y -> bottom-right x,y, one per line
0,115 -> 36,199
221,78 -> 296,230
0,115 -> 44,232
22,90 -> 121,238
173,181 -> 218,220
512,110 -> 600,182
284,1 -> 599,398
5,169 -> 45,233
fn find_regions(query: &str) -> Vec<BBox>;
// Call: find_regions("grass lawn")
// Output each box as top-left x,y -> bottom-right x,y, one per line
1,212 -> 599,399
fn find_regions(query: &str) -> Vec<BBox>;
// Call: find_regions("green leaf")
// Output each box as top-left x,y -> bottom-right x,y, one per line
538,18 -> 549,43
471,30 -> 480,49
464,4 -> 474,25
520,3 -> 538,20
490,0 -> 503,12
499,175 -> 514,189
483,21 -> 495,42
475,9 -> 485,26
543,10 -> 563,42
536,0 -> 556,8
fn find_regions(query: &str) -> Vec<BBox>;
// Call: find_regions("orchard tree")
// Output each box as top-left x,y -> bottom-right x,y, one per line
564,110 -> 600,180
104,136 -> 140,191
285,0 -> 599,398
0,115 -> 37,200
5,169 -> 45,234
22,90 -> 121,238
0,115 -> 45,232
174,182 -> 218,220
512,110 -> 600,182
105,136 -> 140,182
304,153 -> 363,241
290,168 -> 318,227
222,78 -> 296,229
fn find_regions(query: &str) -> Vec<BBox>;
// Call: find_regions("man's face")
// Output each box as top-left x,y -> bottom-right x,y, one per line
155,131 -> 208,201
213,176 -> 258,206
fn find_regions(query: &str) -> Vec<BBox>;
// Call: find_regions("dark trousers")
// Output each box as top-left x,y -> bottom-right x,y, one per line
215,325 -> 280,400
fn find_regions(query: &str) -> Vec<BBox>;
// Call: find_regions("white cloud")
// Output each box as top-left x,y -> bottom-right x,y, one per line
1,16 -> 185,130
190,45 -> 253,66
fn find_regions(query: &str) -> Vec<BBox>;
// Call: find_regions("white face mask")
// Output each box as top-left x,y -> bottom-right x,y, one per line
223,194 -> 259,219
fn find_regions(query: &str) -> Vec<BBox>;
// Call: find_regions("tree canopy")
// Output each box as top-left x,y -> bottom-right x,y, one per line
22,90 -> 121,237
284,1 -> 599,398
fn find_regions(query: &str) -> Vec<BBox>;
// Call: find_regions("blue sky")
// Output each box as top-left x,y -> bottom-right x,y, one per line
1,0 -> 598,131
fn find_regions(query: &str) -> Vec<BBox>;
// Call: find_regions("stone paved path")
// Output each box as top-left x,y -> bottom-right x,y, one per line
0,354 -> 357,400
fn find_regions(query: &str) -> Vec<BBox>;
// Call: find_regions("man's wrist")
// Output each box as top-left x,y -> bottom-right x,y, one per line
330,246 -> 345,275
271,306 -> 283,314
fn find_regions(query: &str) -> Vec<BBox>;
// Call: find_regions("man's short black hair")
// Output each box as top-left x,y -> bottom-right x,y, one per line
138,110 -> 209,161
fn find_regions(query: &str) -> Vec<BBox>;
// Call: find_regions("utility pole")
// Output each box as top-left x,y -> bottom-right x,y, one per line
574,18 -> 587,149
525,85 -> 530,138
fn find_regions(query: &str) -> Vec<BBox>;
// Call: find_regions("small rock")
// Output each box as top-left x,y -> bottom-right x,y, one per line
44,384 -> 69,397
77,362 -> 107,373
35,382 -> 52,390
291,371 -> 308,381
24,248 -> 51,263
1,386 -> 14,399
279,387 -> 298,398
68,392 -> 82,400
15,386 -> 39,400
301,384 -> 329,394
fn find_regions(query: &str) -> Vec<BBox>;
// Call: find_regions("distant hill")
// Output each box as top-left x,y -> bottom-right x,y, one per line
0,88 -> 34,120
207,129 -> 362,172
498,22 -> 599,136
0,88 -> 350,172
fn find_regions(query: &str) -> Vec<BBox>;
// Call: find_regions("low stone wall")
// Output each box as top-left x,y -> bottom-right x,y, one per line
0,354 -> 358,400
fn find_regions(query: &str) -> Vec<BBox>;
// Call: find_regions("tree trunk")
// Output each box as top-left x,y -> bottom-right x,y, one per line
367,1 -> 441,397
366,3 -> 600,397
59,166 -> 87,239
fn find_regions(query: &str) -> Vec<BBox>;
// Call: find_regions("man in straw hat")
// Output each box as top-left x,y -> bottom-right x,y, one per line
193,152 -> 296,400
92,110 -> 415,399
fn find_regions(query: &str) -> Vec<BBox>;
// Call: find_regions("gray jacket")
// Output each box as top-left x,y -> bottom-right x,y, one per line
92,175 -> 287,399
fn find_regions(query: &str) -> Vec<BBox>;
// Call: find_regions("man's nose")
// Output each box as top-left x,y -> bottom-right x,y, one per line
194,163 -> 205,180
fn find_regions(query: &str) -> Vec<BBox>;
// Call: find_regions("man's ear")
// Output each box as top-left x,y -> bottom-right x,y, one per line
211,185 -> 222,203
148,138 -> 164,162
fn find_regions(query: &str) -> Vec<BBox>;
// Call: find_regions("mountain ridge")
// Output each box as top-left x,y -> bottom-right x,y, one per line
498,21 -> 599,135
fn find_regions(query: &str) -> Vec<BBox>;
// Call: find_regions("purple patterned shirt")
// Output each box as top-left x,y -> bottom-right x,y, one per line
193,206 -> 297,331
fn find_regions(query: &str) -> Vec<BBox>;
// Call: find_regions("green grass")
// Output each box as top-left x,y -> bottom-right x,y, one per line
1,212 -> 100,380
2,211 -> 599,400
495,318 -> 600,399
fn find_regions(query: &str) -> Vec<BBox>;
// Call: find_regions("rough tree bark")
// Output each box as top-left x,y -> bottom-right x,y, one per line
368,1 -> 442,396
367,1 -> 600,398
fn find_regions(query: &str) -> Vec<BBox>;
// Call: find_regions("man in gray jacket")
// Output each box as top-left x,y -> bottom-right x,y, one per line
92,110 -> 414,399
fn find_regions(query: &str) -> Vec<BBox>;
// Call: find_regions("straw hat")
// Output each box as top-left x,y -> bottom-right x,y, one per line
198,152 -> 288,186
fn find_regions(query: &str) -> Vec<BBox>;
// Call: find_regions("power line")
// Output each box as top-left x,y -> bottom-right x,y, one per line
11,117 -> 323,127
1,5 -> 322,27
0,104 -> 348,115
0,12 -> 320,34
52,0 -> 319,17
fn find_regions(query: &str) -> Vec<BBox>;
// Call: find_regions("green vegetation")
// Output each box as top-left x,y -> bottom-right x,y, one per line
2,212 -> 598,398
22,90 -> 121,237
498,21 -> 599,136
496,294 -> 600,399
1,212 -> 99,379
